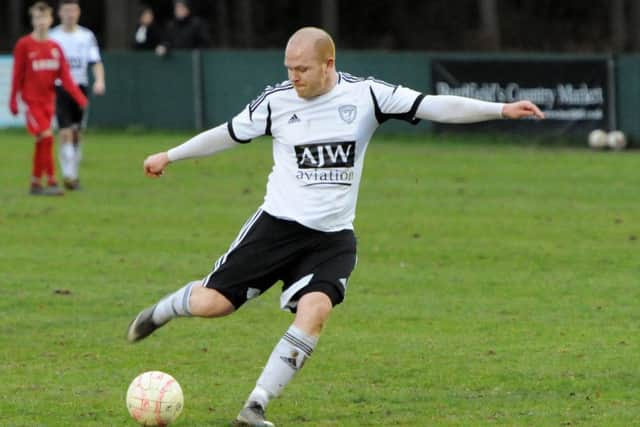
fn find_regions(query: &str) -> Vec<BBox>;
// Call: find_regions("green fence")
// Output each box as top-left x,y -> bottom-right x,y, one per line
90,50 -> 431,133
615,54 -> 640,142
89,50 -> 640,142
90,51 -> 196,129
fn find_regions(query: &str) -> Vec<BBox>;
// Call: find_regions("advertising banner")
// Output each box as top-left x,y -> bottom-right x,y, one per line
431,57 -> 613,135
0,56 -> 23,128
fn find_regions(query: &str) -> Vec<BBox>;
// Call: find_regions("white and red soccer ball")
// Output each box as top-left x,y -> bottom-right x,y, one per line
126,371 -> 184,426
588,129 -> 608,149
588,129 -> 628,150
606,130 -> 627,150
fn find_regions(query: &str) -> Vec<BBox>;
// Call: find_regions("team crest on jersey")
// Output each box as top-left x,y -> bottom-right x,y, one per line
339,105 -> 357,124
51,48 -> 60,59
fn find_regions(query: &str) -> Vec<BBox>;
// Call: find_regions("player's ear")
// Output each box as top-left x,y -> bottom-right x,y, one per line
326,58 -> 335,71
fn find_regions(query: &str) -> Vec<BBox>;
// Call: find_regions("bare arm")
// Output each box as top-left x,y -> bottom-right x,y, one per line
91,62 -> 106,95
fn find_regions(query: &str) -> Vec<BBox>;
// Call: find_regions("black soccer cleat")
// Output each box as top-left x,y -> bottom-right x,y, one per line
63,178 -> 81,191
127,305 -> 161,342
29,184 -> 43,195
42,184 -> 64,196
30,184 -> 64,196
234,402 -> 275,427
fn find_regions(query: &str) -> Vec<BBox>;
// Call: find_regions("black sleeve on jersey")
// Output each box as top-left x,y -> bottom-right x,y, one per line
369,88 -> 425,125
265,103 -> 272,136
227,120 -> 252,143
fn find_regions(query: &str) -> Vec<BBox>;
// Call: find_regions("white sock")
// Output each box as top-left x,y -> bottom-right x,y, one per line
248,325 -> 318,409
71,142 -> 81,179
151,281 -> 197,325
59,143 -> 75,179
74,140 -> 83,162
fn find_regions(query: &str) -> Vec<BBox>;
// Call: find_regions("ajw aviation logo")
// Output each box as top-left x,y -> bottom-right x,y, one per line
295,141 -> 355,168
294,141 -> 356,186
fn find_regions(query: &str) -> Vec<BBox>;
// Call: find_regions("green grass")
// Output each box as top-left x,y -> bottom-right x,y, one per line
1,128 -> 639,426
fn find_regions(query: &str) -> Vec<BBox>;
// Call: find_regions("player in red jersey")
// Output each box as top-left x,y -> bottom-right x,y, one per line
9,1 -> 88,196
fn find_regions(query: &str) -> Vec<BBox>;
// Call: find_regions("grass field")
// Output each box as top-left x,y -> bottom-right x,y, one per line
1,129 -> 638,426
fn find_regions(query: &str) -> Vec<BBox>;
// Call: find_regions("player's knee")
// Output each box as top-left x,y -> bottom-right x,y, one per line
295,292 -> 333,333
189,285 -> 235,318
59,128 -> 73,141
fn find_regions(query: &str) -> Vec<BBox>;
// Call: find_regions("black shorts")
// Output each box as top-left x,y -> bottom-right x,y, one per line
55,85 -> 88,129
203,209 -> 357,312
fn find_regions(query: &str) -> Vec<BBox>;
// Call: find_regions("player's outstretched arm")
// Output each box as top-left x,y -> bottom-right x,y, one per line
416,95 -> 544,123
143,123 -> 239,178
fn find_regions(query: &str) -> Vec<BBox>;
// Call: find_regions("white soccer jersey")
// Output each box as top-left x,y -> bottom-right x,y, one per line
229,72 -> 424,232
50,25 -> 101,86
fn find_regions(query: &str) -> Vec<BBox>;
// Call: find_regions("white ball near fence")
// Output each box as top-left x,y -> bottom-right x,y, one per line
607,130 -> 627,151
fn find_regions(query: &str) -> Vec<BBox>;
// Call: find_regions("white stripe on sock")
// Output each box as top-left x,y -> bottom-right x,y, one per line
254,325 -> 318,401
151,281 -> 196,325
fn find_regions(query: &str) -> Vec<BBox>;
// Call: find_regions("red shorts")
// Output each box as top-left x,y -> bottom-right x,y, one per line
25,102 -> 54,136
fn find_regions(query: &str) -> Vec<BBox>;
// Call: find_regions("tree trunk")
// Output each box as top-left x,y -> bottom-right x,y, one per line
237,0 -> 254,48
611,0 -> 626,51
478,0 -> 500,50
631,0 -> 640,50
215,0 -> 230,48
7,0 -> 25,48
106,0 -> 138,49
321,0 -> 339,41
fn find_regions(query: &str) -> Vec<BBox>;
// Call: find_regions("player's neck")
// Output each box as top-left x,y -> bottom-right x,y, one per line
31,30 -> 49,41
63,24 -> 78,32
328,70 -> 338,89
317,71 -> 339,97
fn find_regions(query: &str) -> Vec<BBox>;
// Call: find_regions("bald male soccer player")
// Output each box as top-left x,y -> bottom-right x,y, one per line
127,27 -> 544,427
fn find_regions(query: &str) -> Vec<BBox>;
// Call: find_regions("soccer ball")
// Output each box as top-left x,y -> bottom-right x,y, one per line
126,371 -> 184,426
607,130 -> 627,151
587,129 -> 608,149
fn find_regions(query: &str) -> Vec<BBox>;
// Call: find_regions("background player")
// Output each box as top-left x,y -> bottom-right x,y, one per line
50,0 -> 105,190
9,1 -> 88,196
127,27 -> 543,426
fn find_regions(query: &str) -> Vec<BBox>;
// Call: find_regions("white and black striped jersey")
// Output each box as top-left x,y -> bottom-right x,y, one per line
50,25 -> 101,86
228,71 -> 424,232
